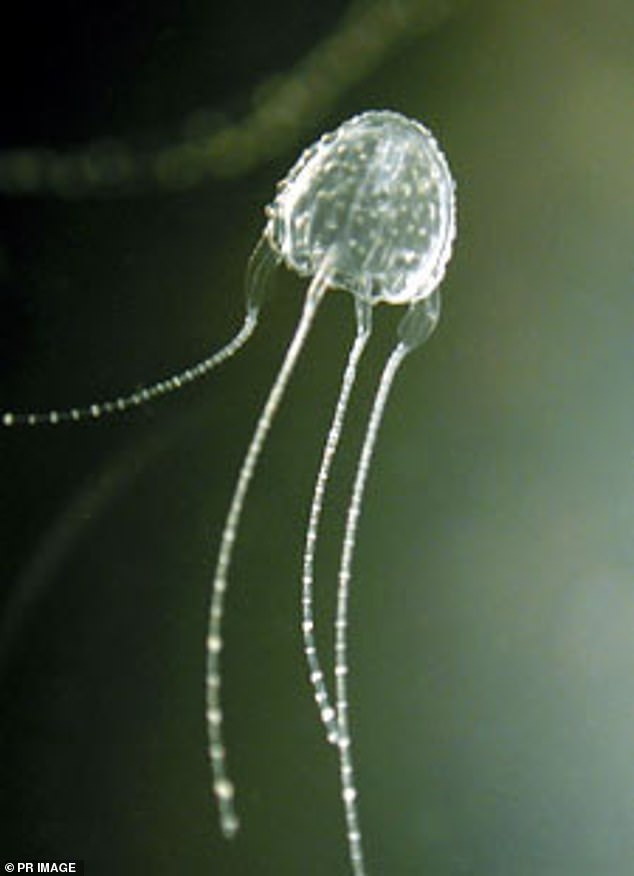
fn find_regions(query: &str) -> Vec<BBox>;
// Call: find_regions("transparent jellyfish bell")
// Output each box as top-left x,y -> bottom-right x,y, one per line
264,109 -> 456,307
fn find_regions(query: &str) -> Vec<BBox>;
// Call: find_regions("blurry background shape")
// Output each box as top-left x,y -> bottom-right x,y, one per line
0,0 -> 462,193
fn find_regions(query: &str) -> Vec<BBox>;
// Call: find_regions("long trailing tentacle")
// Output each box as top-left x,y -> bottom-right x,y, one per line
2,317 -> 256,427
335,341 -> 408,876
301,298 -> 372,746
206,258 -> 330,839
1,235 -> 278,427
335,289 -> 441,876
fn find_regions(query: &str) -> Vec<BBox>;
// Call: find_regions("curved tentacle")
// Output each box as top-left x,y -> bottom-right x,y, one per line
301,298 -> 372,746
206,259 -> 330,839
1,236 -> 278,427
335,341 -> 408,876
334,289 -> 441,876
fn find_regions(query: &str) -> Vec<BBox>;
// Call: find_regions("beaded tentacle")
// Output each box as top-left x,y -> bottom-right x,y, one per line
302,298 -> 372,745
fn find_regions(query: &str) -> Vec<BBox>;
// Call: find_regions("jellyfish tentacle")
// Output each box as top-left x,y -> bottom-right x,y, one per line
1,316 -> 256,427
302,296 -> 372,746
206,256 -> 331,839
397,287 -> 442,352
1,240 -> 280,429
334,289 -> 441,875
245,234 -> 280,318
333,290 -> 442,873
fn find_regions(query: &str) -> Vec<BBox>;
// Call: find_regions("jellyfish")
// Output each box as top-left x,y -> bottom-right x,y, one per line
2,110 -> 456,875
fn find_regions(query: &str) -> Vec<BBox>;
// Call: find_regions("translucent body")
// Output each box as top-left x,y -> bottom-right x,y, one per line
206,110 -> 456,876
266,110 -> 455,304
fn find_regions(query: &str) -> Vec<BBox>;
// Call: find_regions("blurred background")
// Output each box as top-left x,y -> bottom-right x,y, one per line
1,1 -> 633,873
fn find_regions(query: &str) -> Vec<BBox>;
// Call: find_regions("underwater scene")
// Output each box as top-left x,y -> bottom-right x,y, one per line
1,1 -> 633,874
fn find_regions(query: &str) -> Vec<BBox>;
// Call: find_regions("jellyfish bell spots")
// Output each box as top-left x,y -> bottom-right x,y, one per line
264,109 -> 455,305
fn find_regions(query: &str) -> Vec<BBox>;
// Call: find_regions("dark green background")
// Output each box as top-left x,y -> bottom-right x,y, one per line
1,1 -> 633,874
